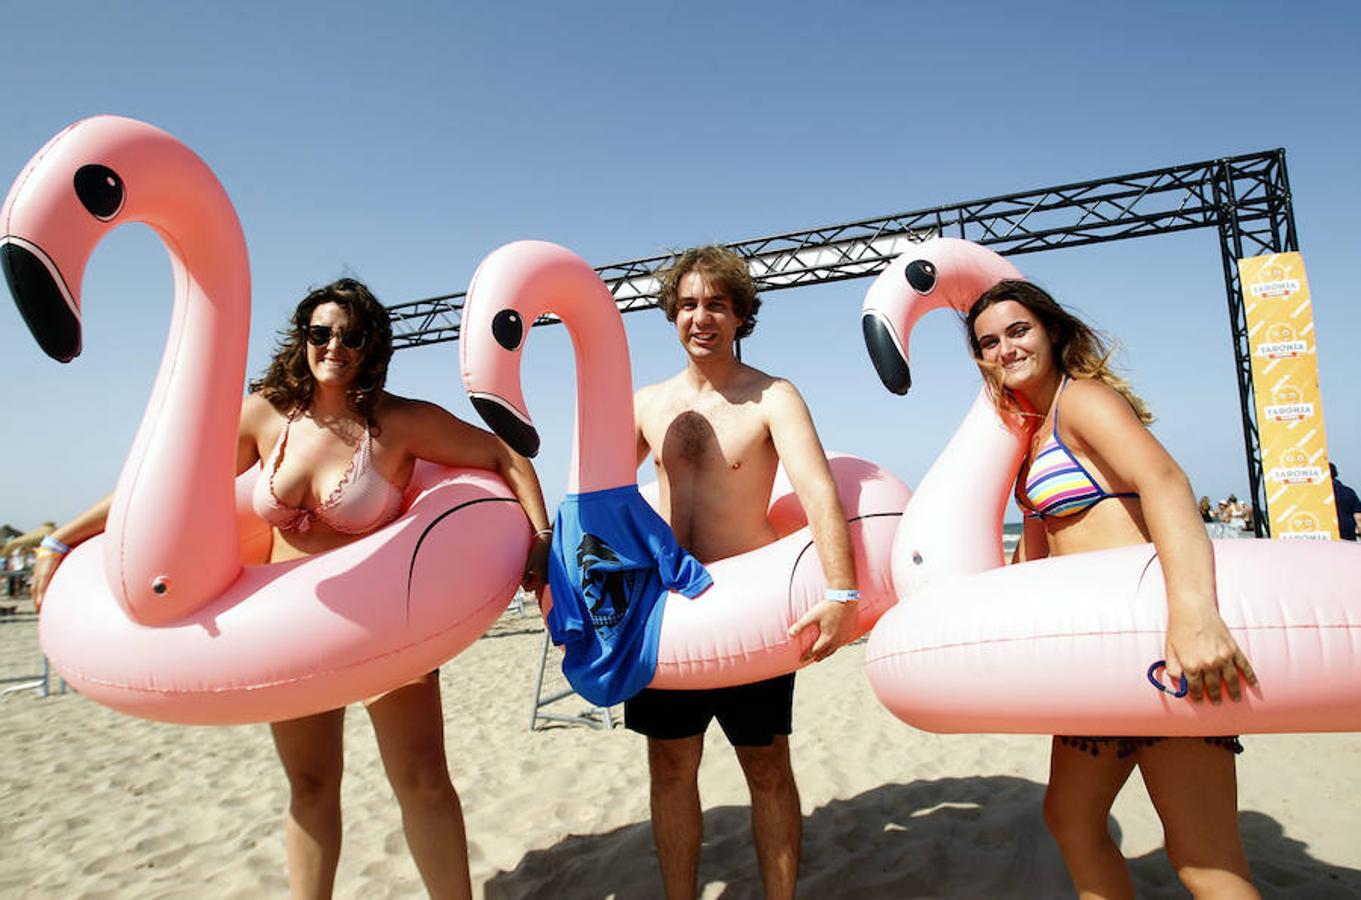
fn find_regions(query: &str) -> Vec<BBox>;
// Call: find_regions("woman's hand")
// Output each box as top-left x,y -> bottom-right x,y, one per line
25,494 -> 118,615
522,534 -> 550,593
1165,607 -> 1258,703
30,553 -> 62,613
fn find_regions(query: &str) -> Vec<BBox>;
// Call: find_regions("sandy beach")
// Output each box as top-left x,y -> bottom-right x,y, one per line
2,605 -> 1359,899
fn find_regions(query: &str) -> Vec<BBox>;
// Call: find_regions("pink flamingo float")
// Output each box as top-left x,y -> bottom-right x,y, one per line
460,240 -> 910,694
2,116 -> 529,724
860,237 -> 1361,735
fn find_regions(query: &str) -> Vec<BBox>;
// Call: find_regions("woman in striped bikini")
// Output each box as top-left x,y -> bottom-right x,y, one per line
967,280 -> 1259,900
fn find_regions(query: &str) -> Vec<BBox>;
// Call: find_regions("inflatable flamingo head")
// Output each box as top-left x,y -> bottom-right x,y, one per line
861,237 -> 1023,395
2,115 -> 241,362
462,240 -> 637,493
461,241 -> 575,457
3,115 -> 250,625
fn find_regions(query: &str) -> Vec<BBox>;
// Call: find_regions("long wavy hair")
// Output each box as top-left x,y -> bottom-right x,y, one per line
965,280 -> 1153,426
659,245 -> 762,339
249,278 -> 394,428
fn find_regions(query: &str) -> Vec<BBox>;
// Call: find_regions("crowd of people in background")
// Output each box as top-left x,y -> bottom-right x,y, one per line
1193,460 -> 1361,542
3,524 -> 55,600
5,547 -> 34,599
1198,493 -> 1255,538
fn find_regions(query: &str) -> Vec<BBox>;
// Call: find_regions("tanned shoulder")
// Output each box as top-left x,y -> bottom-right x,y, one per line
1061,377 -> 1140,423
375,392 -> 435,435
759,374 -> 803,406
1058,377 -> 1149,452
240,390 -> 270,417
240,391 -> 282,429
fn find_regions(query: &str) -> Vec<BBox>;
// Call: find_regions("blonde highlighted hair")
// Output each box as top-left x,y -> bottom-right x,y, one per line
965,280 -> 1153,426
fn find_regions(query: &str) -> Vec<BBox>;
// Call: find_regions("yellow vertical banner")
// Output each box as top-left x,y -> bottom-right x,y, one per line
1239,252 -> 1338,539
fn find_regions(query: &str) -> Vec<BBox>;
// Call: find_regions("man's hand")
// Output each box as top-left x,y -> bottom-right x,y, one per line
788,600 -> 859,662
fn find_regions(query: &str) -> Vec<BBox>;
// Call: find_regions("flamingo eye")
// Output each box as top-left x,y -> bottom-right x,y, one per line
904,259 -> 936,294
492,309 -> 524,350
73,165 -> 124,221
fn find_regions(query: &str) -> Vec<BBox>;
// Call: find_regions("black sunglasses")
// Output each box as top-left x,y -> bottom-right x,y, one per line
305,325 -> 366,350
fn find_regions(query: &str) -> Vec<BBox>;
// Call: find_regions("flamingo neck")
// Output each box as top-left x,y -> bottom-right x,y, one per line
893,388 -> 1026,593
561,298 -> 637,495
104,214 -> 250,623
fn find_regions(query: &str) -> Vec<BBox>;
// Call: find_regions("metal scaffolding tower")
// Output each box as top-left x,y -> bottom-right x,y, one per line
387,149 -> 1297,535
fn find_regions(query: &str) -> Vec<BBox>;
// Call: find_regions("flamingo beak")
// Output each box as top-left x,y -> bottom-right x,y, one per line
1,237 -> 82,362
861,311 -> 911,395
470,392 -> 541,458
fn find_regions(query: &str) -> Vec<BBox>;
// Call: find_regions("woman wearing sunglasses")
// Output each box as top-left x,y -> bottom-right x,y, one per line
967,279 -> 1258,900
33,277 -> 551,900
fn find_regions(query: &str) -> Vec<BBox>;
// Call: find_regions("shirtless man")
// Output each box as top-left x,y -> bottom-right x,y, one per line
629,245 -> 860,899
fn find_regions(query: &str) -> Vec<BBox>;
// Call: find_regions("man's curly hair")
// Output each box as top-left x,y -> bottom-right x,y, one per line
659,245 -> 762,340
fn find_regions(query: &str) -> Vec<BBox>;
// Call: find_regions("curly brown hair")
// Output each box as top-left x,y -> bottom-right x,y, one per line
965,279 -> 1153,425
249,278 -> 393,427
659,245 -> 762,340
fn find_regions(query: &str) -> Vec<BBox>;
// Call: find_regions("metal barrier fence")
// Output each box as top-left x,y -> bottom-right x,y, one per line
1,570 -> 64,698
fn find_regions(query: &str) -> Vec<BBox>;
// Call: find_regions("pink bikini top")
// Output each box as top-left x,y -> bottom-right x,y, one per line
252,414 -> 406,535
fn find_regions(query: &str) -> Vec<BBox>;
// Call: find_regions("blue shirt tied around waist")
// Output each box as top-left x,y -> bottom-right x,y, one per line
546,484 -> 713,706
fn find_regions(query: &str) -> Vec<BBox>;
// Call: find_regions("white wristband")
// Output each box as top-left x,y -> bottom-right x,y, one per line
825,588 -> 860,603
40,535 -> 71,556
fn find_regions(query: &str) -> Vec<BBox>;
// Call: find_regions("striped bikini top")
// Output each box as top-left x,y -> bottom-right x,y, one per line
1016,377 -> 1139,519
252,413 -> 405,534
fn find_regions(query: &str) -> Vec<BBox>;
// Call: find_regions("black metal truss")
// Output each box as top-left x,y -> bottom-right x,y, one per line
388,149 -> 1295,534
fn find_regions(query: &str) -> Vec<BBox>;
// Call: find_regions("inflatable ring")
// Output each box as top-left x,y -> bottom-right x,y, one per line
2,116 -> 529,724
860,237 -> 1361,734
461,240 -> 909,691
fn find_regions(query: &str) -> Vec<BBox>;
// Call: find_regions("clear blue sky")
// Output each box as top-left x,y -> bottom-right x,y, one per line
2,2 -> 1358,528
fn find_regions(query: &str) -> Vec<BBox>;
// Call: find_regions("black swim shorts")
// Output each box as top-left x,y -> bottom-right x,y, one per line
624,672 -> 795,747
